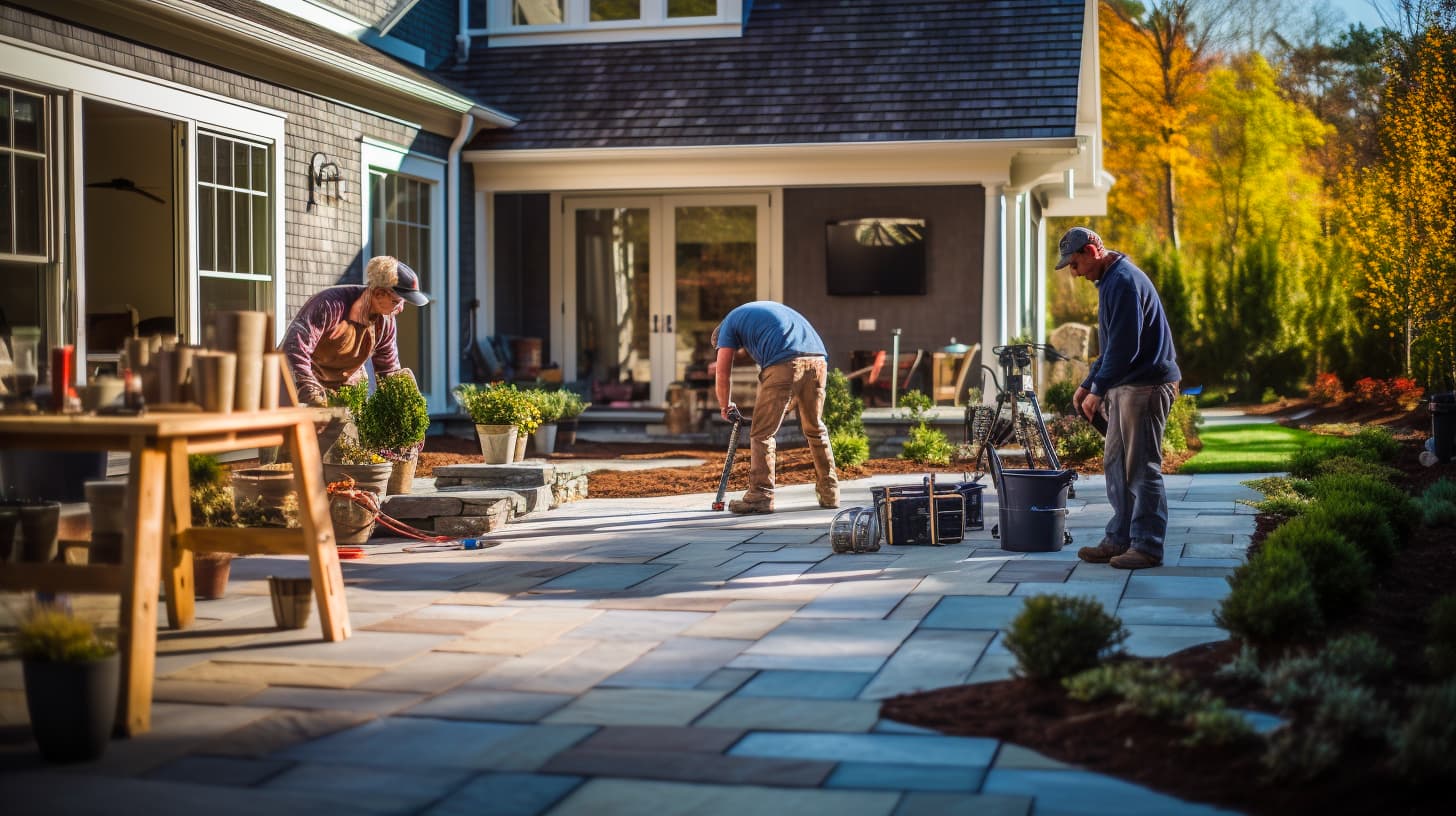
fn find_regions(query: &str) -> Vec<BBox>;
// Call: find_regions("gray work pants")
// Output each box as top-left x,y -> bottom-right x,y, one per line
1102,382 -> 1177,559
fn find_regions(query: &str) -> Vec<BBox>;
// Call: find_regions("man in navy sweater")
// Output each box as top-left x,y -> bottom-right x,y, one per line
1058,228 -> 1181,570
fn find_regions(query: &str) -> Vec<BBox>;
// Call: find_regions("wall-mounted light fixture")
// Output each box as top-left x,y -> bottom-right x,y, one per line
307,152 -> 346,210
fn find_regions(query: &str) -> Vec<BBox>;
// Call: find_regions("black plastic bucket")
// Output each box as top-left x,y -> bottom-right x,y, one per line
1432,392 -> 1455,464
998,468 -> 1078,552
0,450 -> 107,502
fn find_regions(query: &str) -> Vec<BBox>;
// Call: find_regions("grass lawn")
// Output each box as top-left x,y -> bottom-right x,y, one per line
1177,422 -> 1346,474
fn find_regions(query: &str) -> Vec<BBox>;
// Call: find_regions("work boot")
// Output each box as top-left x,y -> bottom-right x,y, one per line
729,499 -> 774,515
1109,549 -> 1163,570
818,489 -> 840,509
1076,537 -> 1128,564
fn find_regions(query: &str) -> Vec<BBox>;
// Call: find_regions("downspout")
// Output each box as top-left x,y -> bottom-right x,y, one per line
448,113 -> 476,400
456,0 -> 471,61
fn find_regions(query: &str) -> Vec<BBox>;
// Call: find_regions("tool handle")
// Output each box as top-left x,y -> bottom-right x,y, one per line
713,417 -> 743,508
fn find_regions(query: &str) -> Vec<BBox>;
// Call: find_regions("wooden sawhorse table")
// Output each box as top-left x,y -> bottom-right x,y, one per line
0,408 -> 350,736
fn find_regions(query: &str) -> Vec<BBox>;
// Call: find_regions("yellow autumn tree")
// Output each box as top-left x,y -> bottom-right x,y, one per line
1341,24 -> 1456,381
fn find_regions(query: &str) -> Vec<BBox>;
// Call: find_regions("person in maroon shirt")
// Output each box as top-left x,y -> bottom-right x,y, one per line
280,256 -> 430,406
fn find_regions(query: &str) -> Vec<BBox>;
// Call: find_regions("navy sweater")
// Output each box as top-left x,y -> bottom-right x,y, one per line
1082,254 -> 1181,396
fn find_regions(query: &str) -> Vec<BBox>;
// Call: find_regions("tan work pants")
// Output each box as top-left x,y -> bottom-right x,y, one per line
744,356 -> 838,505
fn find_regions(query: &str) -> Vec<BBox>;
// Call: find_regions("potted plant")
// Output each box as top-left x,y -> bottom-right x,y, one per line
15,605 -> 119,763
557,390 -> 590,449
323,382 -> 393,494
358,370 -> 429,495
189,454 -> 238,599
455,383 -> 537,464
523,388 -> 567,456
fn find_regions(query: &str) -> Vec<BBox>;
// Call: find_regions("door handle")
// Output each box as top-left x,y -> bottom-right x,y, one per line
665,315 -> 673,333
653,314 -> 660,333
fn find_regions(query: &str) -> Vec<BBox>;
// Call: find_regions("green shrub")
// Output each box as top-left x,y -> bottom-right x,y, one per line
558,390 -> 590,419
824,369 -> 866,436
1350,425 -> 1400,462
1308,455 -> 1402,482
1418,479 -> 1456,528
830,430 -> 870,468
1064,661 -> 1171,703
1309,474 -> 1417,540
1261,386 -> 1281,404
1392,680 -> 1456,781
1301,500 -> 1396,572
1263,674 -> 1392,781
901,423 -> 953,466
1263,516 -> 1372,621
1163,394 -> 1201,454
1318,633 -> 1395,683
1197,390 -> 1229,408
1241,495 -> 1312,518
329,380 -> 369,416
1425,595 -> 1456,677
1004,595 -> 1128,680
455,383 -> 541,434
521,388 -> 568,424
1262,728 -> 1341,781
1043,378 -> 1076,415
1423,478 -> 1456,505
1184,700 -> 1257,747
188,454 -> 226,487
1215,545 -> 1323,645
15,606 -> 117,662
1260,634 -> 1393,707
897,389 -> 934,421
1053,417 -> 1104,461
1216,643 -> 1265,685
358,371 -> 430,458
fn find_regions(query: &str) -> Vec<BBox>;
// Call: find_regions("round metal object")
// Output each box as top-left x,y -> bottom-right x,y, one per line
830,506 -> 881,554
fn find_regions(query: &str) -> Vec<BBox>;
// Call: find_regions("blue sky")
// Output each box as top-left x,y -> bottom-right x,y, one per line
1327,0 -> 1385,29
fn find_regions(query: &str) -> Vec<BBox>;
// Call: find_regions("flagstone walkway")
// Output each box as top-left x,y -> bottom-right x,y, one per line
1,470 -> 1265,815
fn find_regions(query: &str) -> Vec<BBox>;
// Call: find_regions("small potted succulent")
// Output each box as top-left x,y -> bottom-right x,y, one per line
556,390 -> 590,449
357,370 -> 430,495
15,605 -> 119,763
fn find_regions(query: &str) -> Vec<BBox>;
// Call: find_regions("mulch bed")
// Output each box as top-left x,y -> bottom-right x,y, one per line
881,423 -> 1456,816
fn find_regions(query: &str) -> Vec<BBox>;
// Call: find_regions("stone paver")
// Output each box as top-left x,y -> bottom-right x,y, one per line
1,467 -> 1258,815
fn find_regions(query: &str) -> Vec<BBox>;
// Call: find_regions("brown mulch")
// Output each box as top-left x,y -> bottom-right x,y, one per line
881,431 -> 1456,816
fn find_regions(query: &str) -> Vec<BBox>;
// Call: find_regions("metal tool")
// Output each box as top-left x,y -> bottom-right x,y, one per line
711,406 -> 745,511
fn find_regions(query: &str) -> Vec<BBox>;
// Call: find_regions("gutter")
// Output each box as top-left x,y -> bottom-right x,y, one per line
447,113 -> 477,397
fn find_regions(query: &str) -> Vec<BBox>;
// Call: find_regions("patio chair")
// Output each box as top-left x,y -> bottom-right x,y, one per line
856,349 -> 924,407
934,343 -> 981,406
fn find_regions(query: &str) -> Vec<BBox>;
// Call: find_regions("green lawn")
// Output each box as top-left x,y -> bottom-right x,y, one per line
1177,423 -> 1346,474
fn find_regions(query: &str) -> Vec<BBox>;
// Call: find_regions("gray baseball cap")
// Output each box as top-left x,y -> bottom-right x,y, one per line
1055,227 -> 1102,269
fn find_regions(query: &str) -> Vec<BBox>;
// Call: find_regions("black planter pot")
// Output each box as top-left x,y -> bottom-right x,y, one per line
22,653 -> 119,763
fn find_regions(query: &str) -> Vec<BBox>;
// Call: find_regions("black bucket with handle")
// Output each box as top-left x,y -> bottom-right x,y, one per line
998,468 -> 1078,552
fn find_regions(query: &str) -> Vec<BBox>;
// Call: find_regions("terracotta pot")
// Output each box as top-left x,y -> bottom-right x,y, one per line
321,462 -> 391,496
231,464 -> 296,516
23,653 -> 119,763
475,424 -> 518,465
514,433 -> 528,462
330,494 -> 377,545
387,457 -> 417,495
192,552 -> 233,600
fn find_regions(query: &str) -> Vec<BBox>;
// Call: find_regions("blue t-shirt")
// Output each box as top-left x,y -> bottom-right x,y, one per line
715,301 -> 828,368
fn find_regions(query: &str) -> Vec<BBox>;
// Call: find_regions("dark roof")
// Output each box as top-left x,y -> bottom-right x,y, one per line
452,0 -> 1085,151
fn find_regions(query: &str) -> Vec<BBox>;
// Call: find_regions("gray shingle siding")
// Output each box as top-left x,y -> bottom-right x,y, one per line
451,0 -> 1084,150
390,0 -> 460,69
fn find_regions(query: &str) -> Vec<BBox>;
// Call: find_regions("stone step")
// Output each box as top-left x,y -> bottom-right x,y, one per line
379,490 -> 518,537
431,461 -> 589,511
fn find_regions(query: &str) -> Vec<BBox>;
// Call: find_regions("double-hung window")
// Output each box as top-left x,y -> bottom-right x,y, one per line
196,131 -> 272,333
1,84 -> 56,365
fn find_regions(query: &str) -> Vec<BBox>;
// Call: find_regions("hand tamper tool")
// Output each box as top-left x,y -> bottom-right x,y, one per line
711,406 -> 745,511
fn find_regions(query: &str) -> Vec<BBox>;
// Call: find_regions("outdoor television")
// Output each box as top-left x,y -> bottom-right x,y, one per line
825,217 -> 928,296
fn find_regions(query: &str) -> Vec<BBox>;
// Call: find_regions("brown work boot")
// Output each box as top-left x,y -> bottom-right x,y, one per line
818,490 -> 840,509
729,499 -> 774,515
1076,538 -> 1128,564
1109,549 -> 1163,570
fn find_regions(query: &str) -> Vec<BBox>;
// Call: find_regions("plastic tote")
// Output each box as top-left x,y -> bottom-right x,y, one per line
1431,392 -> 1454,464
997,468 -> 1078,553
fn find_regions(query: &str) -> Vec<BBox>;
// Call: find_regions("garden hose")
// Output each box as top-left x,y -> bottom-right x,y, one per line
325,476 -> 458,545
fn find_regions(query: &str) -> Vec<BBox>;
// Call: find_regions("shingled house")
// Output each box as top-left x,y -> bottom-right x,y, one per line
451,0 -> 1110,406
0,0 -> 509,412
0,0 -> 1106,414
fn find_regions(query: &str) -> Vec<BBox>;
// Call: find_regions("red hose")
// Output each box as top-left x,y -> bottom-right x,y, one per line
326,476 -> 455,543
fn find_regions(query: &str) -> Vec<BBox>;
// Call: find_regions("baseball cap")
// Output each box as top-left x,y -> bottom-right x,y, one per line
1055,227 -> 1102,269
392,261 -> 430,306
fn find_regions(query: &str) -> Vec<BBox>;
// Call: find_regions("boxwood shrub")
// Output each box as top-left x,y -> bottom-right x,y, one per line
1004,594 -> 1128,680
1215,545 -> 1323,645
1426,595 -> 1456,678
1300,500 -> 1396,572
1308,473 -> 1417,540
1262,515 -> 1373,621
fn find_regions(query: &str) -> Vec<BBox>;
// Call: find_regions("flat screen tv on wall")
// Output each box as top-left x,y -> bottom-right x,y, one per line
825,218 -> 928,296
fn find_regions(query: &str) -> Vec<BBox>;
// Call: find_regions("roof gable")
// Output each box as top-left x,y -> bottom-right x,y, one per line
454,0 -> 1085,150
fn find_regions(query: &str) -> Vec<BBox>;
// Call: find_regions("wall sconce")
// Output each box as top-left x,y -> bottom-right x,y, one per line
307,152 -> 346,210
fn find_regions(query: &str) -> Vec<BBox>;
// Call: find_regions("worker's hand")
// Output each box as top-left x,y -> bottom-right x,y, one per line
722,401 -> 739,422
1072,386 -> 1089,416
1081,392 -> 1102,423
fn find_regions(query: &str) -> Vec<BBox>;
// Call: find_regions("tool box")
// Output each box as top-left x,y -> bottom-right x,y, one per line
870,475 -> 985,546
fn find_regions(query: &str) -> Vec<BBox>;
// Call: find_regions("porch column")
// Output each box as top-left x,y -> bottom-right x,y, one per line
980,183 -> 1007,403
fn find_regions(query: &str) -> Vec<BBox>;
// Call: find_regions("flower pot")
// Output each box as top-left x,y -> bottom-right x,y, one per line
387,456 -> 417,495
84,480 -> 128,566
0,503 -> 19,562
321,462 -> 392,497
514,433 -> 529,462
330,494 -> 377,545
19,501 -> 61,564
557,418 -> 578,450
231,464 -> 296,516
476,424 -> 518,465
267,576 -> 313,630
23,653 -> 119,763
531,423 -> 558,457
192,552 -> 234,600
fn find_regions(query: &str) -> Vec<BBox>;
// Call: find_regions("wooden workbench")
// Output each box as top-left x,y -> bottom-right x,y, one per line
0,408 -> 350,736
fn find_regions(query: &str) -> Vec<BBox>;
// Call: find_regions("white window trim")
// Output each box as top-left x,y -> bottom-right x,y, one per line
477,0 -> 742,47
360,138 -> 447,412
0,35 -> 287,361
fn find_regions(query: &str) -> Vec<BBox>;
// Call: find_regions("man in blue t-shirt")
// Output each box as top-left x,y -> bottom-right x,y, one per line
712,301 -> 838,513
1058,227 -> 1182,570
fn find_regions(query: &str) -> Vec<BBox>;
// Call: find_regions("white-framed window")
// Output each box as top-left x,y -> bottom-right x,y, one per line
484,0 -> 742,46
196,131 -> 273,331
0,86 -> 50,262
361,140 -> 445,411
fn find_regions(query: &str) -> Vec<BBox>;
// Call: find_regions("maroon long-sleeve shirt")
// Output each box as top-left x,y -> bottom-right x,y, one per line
280,286 -> 399,404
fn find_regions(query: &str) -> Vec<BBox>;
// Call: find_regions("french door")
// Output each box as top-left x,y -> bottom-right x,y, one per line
562,193 -> 771,406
